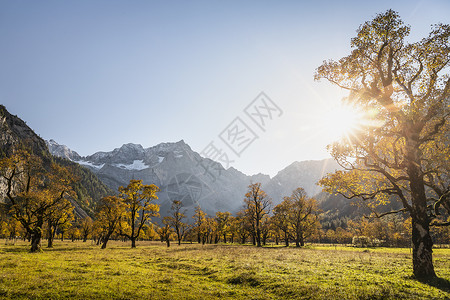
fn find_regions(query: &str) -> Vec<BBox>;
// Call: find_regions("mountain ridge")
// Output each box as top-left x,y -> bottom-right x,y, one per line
48,139 -> 339,185
47,139 -> 342,217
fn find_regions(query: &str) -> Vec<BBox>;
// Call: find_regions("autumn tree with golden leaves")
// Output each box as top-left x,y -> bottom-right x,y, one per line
118,180 -> 160,248
95,195 -> 125,249
192,205 -> 206,244
316,10 -> 449,278
244,183 -> 272,247
0,150 -> 76,252
167,200 -> 188,245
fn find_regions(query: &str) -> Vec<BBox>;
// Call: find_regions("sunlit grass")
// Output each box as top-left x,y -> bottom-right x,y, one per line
0,240 -> 449,299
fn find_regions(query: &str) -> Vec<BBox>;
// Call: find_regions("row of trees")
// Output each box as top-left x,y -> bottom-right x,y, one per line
154,183 -> 447,248
4,193 -> 448,249
0,148 -> 163,251
2,155 -> 448,250
151,183 -> 321,248
1,214 -> 94,244
1,151 -> 447,251
0,170 -> 323,250
93,179 -> 160,249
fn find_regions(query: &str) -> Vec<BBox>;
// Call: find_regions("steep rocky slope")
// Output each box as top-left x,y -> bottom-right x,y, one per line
0,105 -> 111,217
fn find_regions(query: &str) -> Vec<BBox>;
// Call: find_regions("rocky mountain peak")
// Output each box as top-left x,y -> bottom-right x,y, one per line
112,143 -> 145,163
81,140 -> 192,166
151,139 -> 190,153
264,158 -> 341,205
121,143 -> 144,150
0,105 -> 48,157
46,139 -> 81,161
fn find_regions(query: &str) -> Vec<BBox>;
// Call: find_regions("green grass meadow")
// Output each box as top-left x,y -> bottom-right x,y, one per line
0,240 -> 449,299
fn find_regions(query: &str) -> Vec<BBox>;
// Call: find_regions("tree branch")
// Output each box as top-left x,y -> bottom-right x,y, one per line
364,207 -> 408,219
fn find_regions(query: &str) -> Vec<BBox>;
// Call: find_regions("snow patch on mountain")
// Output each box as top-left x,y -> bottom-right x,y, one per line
114,160 -> 148,171
75,160 -> 104,170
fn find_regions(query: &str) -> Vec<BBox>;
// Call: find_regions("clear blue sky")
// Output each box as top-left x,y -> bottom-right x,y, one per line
1,0 -> 449,176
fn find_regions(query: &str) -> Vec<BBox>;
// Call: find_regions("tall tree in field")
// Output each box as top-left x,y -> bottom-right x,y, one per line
215,211 -> 231,243
46,199 -> 74,248
228,216 -> 238,243
79,216 -> 94,242
68,226 -> 80,242
95,196 -> 125,249
192,205 -> 206,243
260,215 -> 271,246
244,183 -> 272,247
235,209 -> 252,244
272,200 -> 292,247
286,188 -> 320,247
202,216 -> 216,244
0,150 -> 76,252
316,10 -> 449,278
168,200 -> 187,245
160,217 -> 173,247
119,180 -> 160,248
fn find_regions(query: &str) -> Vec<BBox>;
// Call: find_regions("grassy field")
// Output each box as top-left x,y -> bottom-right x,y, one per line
0,240 -> 449,299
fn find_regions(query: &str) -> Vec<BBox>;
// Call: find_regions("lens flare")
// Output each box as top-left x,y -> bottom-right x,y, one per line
321,103 -> 364,142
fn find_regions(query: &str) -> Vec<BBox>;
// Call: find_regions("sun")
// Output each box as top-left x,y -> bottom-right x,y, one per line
321,102 -> 364,142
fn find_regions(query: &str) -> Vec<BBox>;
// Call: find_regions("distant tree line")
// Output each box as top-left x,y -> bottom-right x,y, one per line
1,149 -> 449,251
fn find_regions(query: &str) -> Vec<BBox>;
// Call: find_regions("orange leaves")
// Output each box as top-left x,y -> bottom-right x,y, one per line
116,179 -> 161,245
119,179 -> 160,206
0,149 -> 77,252
95,195 -> 126,236
244,183 -> 271,219
272,187 -> 321,245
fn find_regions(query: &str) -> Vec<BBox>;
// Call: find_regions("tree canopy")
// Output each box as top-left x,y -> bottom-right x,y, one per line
244,183 -> 272,247
118,179 -> 160,248
316,10 -> 449,278
0,149 -> 76,252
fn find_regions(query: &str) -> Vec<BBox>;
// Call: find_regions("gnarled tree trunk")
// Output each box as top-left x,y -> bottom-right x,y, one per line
101,230 -> 114,249
47,221 -> 54,248
411,215 -> 436,278
407,139 -> 436,279
30,228 -> 42,252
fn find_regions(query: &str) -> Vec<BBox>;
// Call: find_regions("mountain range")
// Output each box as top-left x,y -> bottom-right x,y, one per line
1,104 -> 347,220
46,139 -> 341,217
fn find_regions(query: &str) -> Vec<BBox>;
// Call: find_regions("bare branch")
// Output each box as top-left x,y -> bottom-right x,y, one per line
364,207 -> 408,219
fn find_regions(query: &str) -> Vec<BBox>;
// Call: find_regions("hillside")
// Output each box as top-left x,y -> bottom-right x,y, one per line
0,105 -> 111,217
0,105 -> 49,159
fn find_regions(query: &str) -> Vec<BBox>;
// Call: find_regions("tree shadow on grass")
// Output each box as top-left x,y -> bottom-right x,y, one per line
164,243 -> 222,253
44,246 -> 94,252
1,246 -> 29,253
2,244 -> 95,253
417,277 -> 450,293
